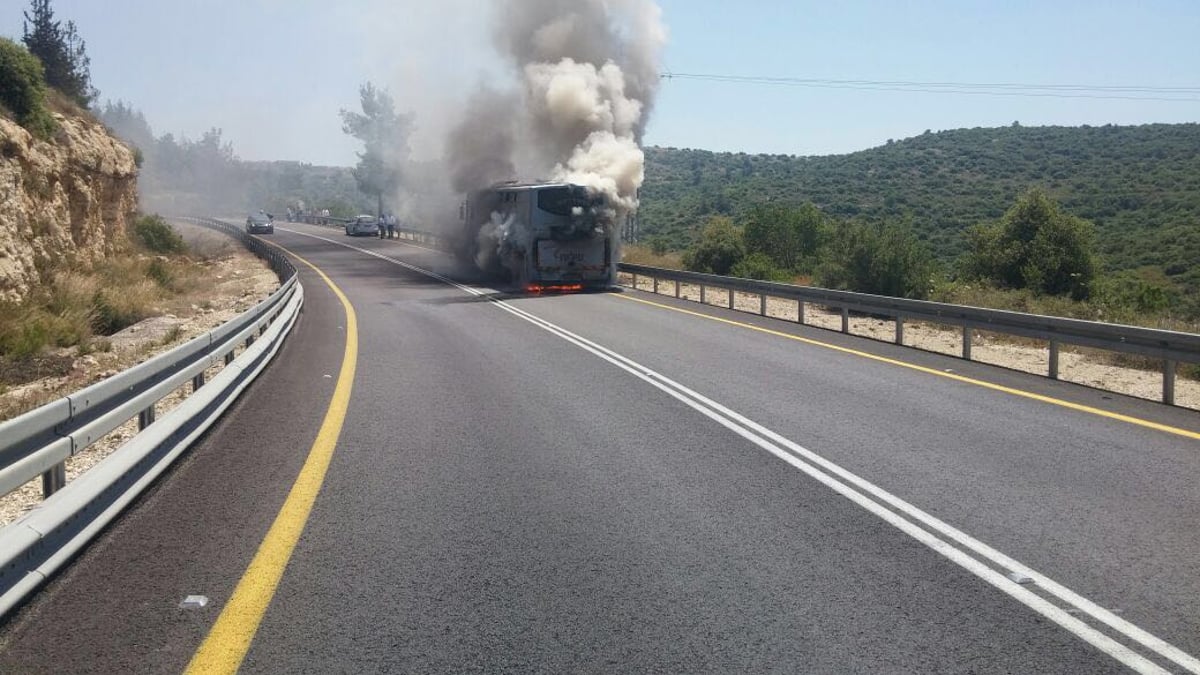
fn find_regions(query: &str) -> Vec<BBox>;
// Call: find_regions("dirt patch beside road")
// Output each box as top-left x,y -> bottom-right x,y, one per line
0,222 -> 279,526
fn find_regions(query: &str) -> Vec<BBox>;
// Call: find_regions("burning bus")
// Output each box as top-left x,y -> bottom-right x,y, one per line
457,181 -> 616,292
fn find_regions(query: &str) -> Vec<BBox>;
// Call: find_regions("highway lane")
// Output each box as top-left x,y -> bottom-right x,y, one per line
519,276 -> 1200,659
0,226 -> 361,673
0,221 -> 1196,673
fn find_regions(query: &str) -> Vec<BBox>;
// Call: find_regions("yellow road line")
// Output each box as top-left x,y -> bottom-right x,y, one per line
614,292 -> 1200,441
186,247 -> 358,674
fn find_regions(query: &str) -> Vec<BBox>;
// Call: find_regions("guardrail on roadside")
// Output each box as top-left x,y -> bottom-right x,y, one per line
288,217 -> 1198,406
299,214 -> 451,249
295,214 -> 350,226
618,264 -> 1200,407
0,216 -> 302,617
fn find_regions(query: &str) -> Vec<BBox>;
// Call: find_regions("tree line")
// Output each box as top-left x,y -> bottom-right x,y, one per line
676,187 -> 1195,323
96,100 -> 374,217
0,0 -> 95,139
640,123 -> 1199,320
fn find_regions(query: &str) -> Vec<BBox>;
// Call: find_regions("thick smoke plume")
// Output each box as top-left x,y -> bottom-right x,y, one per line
445,0 -> 666,219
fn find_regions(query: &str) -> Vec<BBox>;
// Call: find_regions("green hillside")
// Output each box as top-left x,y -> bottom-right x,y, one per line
639,123 -> 1200,291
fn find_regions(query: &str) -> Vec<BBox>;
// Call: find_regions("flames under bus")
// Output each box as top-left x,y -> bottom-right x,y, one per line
458,182 -> 616,292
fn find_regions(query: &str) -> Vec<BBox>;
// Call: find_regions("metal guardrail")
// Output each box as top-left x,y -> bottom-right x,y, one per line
289,216 -> 1198,405
295,214 -> 351,226
0,216 -> 302,616
299,214 -> 451,249
619,264 -> 1200,406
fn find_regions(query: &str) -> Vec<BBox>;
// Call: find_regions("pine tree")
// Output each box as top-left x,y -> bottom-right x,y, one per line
340,82 -> 413,216
22,0 -> 96,107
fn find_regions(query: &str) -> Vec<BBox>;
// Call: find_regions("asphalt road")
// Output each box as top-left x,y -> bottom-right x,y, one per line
1,222 -> 1198,673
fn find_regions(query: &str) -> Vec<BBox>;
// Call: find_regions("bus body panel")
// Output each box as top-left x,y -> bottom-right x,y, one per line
458,182 -> 616,290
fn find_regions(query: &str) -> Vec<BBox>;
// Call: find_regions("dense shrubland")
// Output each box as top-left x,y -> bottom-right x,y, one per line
638,124 -> 1200,323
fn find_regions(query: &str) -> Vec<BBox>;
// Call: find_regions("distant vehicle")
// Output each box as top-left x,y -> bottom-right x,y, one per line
457,182 -> 614,291
246,211 -> 274,234
345,215 -> 379,237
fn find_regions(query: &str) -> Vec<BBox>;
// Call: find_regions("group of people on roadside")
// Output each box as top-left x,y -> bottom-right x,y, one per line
379,213 -> 400,239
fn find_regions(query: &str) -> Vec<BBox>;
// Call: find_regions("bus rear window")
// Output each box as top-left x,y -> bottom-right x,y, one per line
537,186 -> 592,216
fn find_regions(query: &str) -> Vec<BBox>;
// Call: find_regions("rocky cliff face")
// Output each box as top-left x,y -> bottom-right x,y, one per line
0,112 -> 138,303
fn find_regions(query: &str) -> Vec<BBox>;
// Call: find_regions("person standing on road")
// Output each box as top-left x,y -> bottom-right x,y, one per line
379,215 -> 387,239
387,214 -> 397,239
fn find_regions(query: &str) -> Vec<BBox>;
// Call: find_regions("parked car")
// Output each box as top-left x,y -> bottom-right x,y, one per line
246,212 -> 274,234
345,215 -> 379,236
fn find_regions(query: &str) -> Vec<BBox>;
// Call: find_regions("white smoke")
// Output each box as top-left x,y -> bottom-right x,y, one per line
446,0 -> 666,218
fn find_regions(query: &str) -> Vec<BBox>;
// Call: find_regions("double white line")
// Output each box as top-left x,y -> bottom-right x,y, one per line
292,227 -> 1200,675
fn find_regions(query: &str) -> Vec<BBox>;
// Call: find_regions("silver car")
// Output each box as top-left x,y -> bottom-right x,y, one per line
345,215 -> 379,237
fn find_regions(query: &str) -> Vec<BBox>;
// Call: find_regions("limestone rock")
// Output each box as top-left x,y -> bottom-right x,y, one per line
0,113 -> 139,303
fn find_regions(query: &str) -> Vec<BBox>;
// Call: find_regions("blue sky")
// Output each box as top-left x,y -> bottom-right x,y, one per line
2,1 -> 1197,165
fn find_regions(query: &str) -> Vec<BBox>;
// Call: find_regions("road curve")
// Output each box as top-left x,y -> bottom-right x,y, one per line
1,221 -> 1197,673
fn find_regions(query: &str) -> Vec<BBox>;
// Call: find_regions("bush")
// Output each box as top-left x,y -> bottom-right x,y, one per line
730,252 -> 792,282
960,188 -> 1097,300
743,202 -> 829,273
91,259 -> 161,334
0,306 -> 50,359
146,258 -> 175,289
0,301 -> 90,358
817,220 -> 935,299
1090,271 -> 1181,323
682,216 -> 745,275
0,37 -> 57,139
92,286 -> 153,334
647,236 -> 670,256
132,214 -> 186,254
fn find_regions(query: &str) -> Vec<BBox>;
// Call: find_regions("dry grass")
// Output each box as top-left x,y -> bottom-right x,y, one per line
44,89 -> 99,123
933,283 -> 1200,334
1,222 -> 247,385
621,244 -> 684,269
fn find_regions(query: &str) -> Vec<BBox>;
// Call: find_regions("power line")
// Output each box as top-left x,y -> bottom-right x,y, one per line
661,72 -> 1200,103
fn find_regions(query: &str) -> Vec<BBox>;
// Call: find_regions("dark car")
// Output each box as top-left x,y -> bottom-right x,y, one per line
246,212 -> 274,234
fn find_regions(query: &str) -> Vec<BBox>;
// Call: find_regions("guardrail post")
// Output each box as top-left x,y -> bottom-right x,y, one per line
225,351 -> 235,366
1049,339 -> 1060,380
610,262 -> 1198,406
1164,359 -> 1176,406
138,404 -> 156,431
631,273 -> 638,290
42,462 -> 66,498
192,372 -> 206,392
